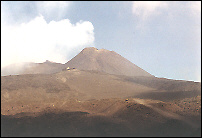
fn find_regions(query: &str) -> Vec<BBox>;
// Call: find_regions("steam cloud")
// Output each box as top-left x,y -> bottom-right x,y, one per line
1,15 -> 94,68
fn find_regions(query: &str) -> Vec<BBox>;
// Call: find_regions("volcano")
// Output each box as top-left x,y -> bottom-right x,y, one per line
65,47 -> 153,77
1,47 -> 201,137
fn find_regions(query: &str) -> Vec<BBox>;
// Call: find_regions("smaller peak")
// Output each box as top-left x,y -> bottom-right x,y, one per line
44,60 -> 55,63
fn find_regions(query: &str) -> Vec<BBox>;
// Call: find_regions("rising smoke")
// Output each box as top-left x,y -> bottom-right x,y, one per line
1,2 -> 95,75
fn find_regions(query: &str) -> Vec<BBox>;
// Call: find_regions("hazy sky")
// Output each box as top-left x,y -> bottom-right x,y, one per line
1,1 -> 201,82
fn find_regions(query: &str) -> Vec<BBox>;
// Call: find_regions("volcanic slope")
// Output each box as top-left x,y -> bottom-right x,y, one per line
1,68 -> 201,116
1,69 -> 156,115
1,69 -> 201,137
65,47 -> 153,77
1,96 -> 201,137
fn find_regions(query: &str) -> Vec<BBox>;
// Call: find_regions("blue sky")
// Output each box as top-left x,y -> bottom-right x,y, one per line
1,1 -> 201,82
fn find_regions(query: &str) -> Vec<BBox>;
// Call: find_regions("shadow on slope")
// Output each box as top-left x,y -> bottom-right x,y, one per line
1,109 -> 201,137
1,111 -> 132,137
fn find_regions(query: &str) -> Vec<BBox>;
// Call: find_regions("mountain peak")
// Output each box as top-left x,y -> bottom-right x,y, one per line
81,47 -> 111,55
83,47 -> 114,51
66,47 -> 153,77
83,47 -> 98,51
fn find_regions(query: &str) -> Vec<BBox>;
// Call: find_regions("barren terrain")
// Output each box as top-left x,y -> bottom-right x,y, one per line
1,47 -> 201,137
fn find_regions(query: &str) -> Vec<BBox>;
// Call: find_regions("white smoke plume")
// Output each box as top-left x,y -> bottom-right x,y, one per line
1,15 -> 94,68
